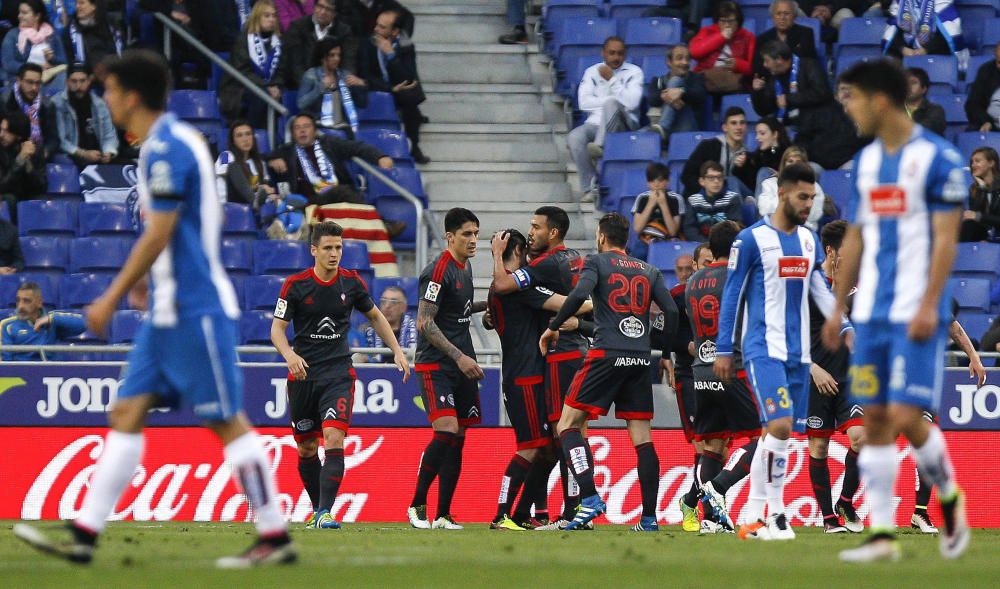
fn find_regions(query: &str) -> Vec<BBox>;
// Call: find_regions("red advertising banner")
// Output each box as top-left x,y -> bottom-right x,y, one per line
1,428 -> 992,527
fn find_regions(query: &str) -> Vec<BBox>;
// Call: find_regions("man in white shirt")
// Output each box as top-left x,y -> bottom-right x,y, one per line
567,36 -> 644,202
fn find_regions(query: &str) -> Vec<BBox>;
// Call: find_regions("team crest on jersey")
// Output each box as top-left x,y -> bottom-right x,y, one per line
777,256 -> 809,278
619,316 -> 645,338
869,185 -> 906,216
148,160 -> 174,194
804,239 -> 813,253
765,399 -> 777,415
425,281 -> 441,302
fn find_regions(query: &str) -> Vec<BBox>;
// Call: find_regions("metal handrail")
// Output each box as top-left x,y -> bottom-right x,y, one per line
0,344 -> 502,360
154,13 -> 289,148
349,156 -> 428,271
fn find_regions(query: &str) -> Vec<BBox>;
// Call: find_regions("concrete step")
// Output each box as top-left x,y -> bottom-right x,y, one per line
418,140 -> 560,163
420,167 -> 566,184
427,181 -> 573,203
410,4 -> 506,17
412,18 -> 508,45
418,53 -> 532,84
419,43 -> 535,55
422,123 -> 553,140
420,100 -> 544,123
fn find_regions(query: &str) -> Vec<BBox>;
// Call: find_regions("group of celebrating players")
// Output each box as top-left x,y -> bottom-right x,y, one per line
9,50 -> 976,568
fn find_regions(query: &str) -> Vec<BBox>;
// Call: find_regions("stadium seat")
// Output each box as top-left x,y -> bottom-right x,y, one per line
553,17 -> 617,65
371,277 -> 403,303
254,128 -> 270,153
374,195 -> 418,249
558,52 -> 603,97
953,242 -> 1000,279
240,309 -> 276,344
957,132 -> 1000,161
358,91 -> 401,130
958,6 -> 998,51
940,94 -> 969,138
600,132 -> 661,177
399,276 -> 419,313
608,0 -> 662,19
17,200 -> 78,237
605,166 -> 649,204
60,273 -> 113,309
720,93 -> 760,123
78,202 -> 135,236
950,277 -> 992,311
834,52 -> 884,77
253,240 -> 312,276
647,241 -> 699,271
46,163 -> 81,198
819,170 -> 854,217
544,0 -> 600,31
21,236 -> 71,273
356,128 -> 412,161
221,238 -> 253,276
110,310 -> 144,344
902,55 -> 958,93
168,90 -> 221,121
70,236 -> 134,273
0,273 -> 59,308
956,311 -> 996,343
341,240 -> 371,271
965,55 -> 995,92
222,202 -> 257,237
244,274 -> 285,311
639,54 -> 670,82
228,273 -> 246,307
365,167 -> 428,205
835,17 -> 887,59
666,131 -> 714,165
981,18 -> 1000,51
621,17 -> 683,60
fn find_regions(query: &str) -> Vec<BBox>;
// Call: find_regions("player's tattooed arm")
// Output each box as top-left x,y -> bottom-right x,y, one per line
417,299 -> 464,362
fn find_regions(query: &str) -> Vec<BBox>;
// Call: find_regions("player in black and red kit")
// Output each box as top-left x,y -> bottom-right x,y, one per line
407,208 -> 487,530
670,247 -> 702,532
540,213 -> 678,531
490,206 -> 589,529
271,222 -> 411,529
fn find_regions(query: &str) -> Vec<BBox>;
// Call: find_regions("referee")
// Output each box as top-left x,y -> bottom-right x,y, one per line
272,222 -> 410,529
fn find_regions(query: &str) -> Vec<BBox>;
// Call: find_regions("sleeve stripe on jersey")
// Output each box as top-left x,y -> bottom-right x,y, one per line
279,269 -> 312,298
431,254 -> 451,284
152,192 -> 186,201
342,268 -> 368,291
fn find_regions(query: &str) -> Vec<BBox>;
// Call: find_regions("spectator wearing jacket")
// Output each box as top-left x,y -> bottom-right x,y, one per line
63,0 -> 122,77
883,0 -> 968,65
53,62 -> 117,168
751,40 -> 832,129
299,36 -> 368,138
683,160 -> 743,240
1,281 -> 86,361
0,63 -> 59,160
1,0 -> 68,84
690,1 -> 755,95
221,0 -> 287,129
961,147 -> 1000,243
905,66 -> 946,136
275,0 -> 314,32
648,43 -> 706,143
794,78 -> 870,170
0,217 -> 24,275
338,0 -> 414,39
285,0 -> 357,89
0,111 -> 47,225
965,44 -> 1000,133
751,0 -> 818,78
680,106 -> 755,196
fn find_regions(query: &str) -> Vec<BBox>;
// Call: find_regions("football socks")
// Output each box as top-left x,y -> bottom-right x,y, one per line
859,444 -> 898,532
912,426 -> 957,500
436,435 -> 465,518
559,428 -> 598,498
297,454 -> 321,511
76,430 -> 145,534
712,439 -> 757,495
635,442 -> 660,519
840,448 -> 861,505
496,455 -> 531,521
318,448 -> 345,512
411,431 -> 456,507
224,432 -> 287,536
762,435 -> 789,516
809,455 -> 836,524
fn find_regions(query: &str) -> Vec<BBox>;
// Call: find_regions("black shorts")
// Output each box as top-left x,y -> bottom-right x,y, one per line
416,362 -> 482,426
544,350 -> 584,422
504,375 -> 552,450
565,350 -> 654,420
692,370 -> 760,441
806,380 -> 865,438
287,367 -> 358,441
674,371 -> 696,443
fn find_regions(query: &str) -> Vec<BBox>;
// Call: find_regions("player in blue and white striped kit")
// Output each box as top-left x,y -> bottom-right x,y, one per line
715,162 -> 839,540
825,60 -> 970,563
13,50 -> 295,568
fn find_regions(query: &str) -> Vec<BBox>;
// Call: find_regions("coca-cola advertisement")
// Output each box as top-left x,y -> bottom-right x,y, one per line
3,427 -> 994,527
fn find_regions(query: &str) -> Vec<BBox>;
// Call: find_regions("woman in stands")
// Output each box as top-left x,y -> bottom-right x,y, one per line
216,120 -> 277,207
689,1 -> 755,95
221,0 -> 286,129
746,116 -> 791,193
1,0 -> 69,85
961,147 -> 1000,242
63,0 -> 122,77
756,145 -> 831,231
297,37 -> 368,139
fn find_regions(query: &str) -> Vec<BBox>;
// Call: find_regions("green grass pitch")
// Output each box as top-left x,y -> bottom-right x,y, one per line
2,521 -> 999,588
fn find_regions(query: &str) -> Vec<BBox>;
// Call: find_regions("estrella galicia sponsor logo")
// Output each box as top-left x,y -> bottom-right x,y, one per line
698,340 -> 716,363
806,416 -> 824,429
295,419 -> 314,431
614,356 -> 650,367
619,316 -> 645,338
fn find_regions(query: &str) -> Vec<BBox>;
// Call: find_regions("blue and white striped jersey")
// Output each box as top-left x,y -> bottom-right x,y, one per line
846,125 -> 967,324
717,218 -> 836,364
137,113 -> 240,327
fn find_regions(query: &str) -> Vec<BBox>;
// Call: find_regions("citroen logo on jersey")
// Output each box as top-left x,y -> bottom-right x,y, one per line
318,317 -> 336,333
464,300 -> 472,316
324,408 -> 337,420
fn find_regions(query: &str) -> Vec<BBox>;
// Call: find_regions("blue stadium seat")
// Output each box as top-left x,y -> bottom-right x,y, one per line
208,52 -> 230,92
244,274 -> 285,311
639,54 -> 669,82
903,55 -> 958,93
253,241 -> 312,276
358,91 -> 401,130
553,17 -> 617,64
356,128 -> 412,161
17,200 -> 78,237
647,241 -> 699,271
60,273 -> 113,309
110,310 -> 144,344
168,90 -> 221,121
221,238 -> 253,275
965,55 -> 995,92
957,132 -> 1000,161
543,1 -> 601,34
240,309 -> 275,344
228,273 -> 246,307
254,128 -> 270,153
371,277 -> 403,303
981,18 -> 1000,51
836,17 -> 888,54
834,51 -> 884,77
375,195 -> 418,249
621,17 -> 683,61
956,311 -> 996,343
608,0 -> 662,20
78,202 -> 135,236
953,242 -> 1000,279
558,52 -> 602,97
0,274 -> 58,307
600,132 -> 661,175
399,276 -> 419,312
46,163 -> 81,198
341,240 -> 371,270
70,236 -> 134,273
21,236 -> 71,273
958,6 -> 998,51
950,277 -> 992,311
606,166 -> 649,203
819,170 -> 854,218
222,203 -> 257,237
719,93 -> 760,124
666,131 -> 714,164
365,167 -> 428,205
741,6 -> 771,23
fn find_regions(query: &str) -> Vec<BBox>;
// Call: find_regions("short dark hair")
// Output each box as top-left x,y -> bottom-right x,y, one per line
598,213 -> 630,249
906,67 -> 929,90
311,220 -> 344,244
838,59 -> 908,109
67,62 -> 92,77
667,43 -> 689,60
16,281 -> 41,297
103,49 -> 171,111
290,112 -> 317,132
20,0 -> 47,22
692,243 -> 709,263
646,162 -> 670,182
714,1 -> 743,27
777,161 -> 816,186
17,62 -> 42,79
312,37 -> 343,67
820,220 -> 848,251
760,40 -> 792,61
534,206 -> 570,240
709,221 -> 741,260
501,228 -> 527,261
444,207 -> 479,234
722,106 -> 746,124
700,160 -> 724,177
383,285 -> 407,300
2,110 -> 31,140
603,35 -> 625,49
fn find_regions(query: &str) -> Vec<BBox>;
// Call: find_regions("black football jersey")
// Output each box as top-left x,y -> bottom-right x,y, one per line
809,287 -> 854,383
275,267 -> 374,380
512,245 -> 588,354
415,250 -> 476,366
489,283 -> 553,382
669,282 -> 695,375
686,262 -> 742,379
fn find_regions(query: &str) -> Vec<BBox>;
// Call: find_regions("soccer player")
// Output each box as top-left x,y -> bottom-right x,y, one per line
716,162 -> 837,541
408,208 -> 486,530
271,221 -> 410,529
13,50 -> 295,567
487,229 -> 592,530
490,206 -> 589,530
826,60 -> 970,562
682,221 -> 762,534
670,247 -> 701,533
540,213 -> 679,531
805,220 -> 865,534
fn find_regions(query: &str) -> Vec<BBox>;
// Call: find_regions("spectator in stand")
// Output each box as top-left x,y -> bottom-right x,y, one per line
221,0 -> 287,129
795,78 -> 870,170
567,36 -> 644,202
41,0 -> 75,33
363,285 -> 416,362
0,111 -> 47,224
63,0 -> 122,77
960,147 -> 1000,243
299,37 -> 368,138
139,0 -> 230,85
905,67 -> 946,136
680,106 -> 754,197
648,43 -> 706,143
339,0 -> 414,39
965,44 -> 1000,133
883,0 -> 969,66
751,40 -> 832,130
751,0 -> 817,78
643,1 -> 717,38
284,0 -> 356,89
747,116 -> 791,192
801,1 -> 881,30
981,315 -> 1000,357
275,0 -> 314,33
53,62 -> 118,168
683,160 -> 743,240
1,0 -> 69,85
498,0 -> 527,45
630,162 -> 684,260
690,1 -> 755,95
215,120 -> 278,208
0,63 -> 59,160
359,9 -> 429,164
0,216 -> 24,274
692,241 -> 713,269
1,282 -> 86,361
757,145 -> 830,230
266,112 -> 392,205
